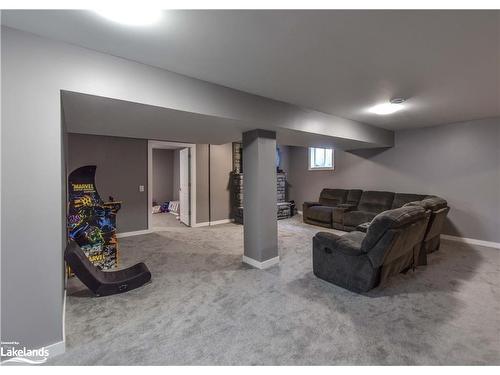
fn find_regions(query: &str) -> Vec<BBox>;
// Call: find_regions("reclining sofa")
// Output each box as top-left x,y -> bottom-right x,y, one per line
303,189 -> 362,228
304,189 -> 431,231
313,206 -> 431,292
304,188 -> 450,260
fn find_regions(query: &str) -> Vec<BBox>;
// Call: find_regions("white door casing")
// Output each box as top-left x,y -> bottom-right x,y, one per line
148,140 -> 196,230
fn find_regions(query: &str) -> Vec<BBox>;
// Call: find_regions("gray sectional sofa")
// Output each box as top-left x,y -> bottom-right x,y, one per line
306,188 -> 450,292
303,189 -> 447,235
304,189 -> 432,231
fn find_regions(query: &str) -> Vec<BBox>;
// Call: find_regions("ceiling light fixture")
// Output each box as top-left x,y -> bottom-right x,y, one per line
94,9 -> 162,26
368,98 -> 407,115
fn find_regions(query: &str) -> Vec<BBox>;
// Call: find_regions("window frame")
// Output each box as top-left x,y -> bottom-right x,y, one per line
308,147 -> 335,171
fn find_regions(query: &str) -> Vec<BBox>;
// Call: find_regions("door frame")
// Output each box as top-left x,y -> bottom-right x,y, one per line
148,140 -> 197,230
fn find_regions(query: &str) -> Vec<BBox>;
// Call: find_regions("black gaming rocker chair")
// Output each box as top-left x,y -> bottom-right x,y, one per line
65,241 -> 151,297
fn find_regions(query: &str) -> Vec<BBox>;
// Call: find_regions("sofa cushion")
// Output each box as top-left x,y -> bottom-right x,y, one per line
357,191 -> 395,213
391,193 -> 426,209
346,189 -> 363,205
318,189 -> 348,207
343,210 -> 377,227
307,206 -> 334,223
361,206 -> 427,251
332,204 -> 357,224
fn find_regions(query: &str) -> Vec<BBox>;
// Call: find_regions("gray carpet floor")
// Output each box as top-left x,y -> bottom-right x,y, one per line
151,212 -> 184,229
53,216 -> 500,365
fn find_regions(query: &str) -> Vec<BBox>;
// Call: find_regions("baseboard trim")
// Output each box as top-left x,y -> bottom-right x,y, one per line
192,221 -> 210,227
441,234 -> 500,250
242,255 -> 280,269
116,229 -> 152,238
62,289 -> 66,351
210,219 -> 234,225
192,219 -> 234,227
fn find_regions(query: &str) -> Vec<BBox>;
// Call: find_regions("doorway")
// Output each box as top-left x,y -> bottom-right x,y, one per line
148,140 -> 197,230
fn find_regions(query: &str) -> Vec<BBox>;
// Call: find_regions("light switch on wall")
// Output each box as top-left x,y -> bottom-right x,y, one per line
139,185 -> 145,192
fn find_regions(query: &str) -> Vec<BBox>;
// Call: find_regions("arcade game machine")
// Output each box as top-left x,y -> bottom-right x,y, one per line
67,165 -> 122,272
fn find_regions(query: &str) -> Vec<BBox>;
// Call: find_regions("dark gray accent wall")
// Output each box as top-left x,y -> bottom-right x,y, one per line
196,143 -> 234,223
210,143 -> 233,222
196,144 -> 210,223
67,137 -> 232,229
67,133 -> 148,233
287,118 -> 500,243
152,149 -> 175,204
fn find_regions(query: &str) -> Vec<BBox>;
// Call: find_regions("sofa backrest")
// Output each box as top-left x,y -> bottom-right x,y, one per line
357,191 -> 395,213
319,189 -> 348,207
346,189 -> 363,205
361,206 -> 430,268
391,193 -> 426,209
406,196 -> 448,211
424,206 -> 450,240
405,197 -> 450,241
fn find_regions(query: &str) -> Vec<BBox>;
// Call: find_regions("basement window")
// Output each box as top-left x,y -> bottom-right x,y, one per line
308,147 -> 334,170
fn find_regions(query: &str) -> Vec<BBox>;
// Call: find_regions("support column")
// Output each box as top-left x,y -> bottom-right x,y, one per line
242,129 -> 279,269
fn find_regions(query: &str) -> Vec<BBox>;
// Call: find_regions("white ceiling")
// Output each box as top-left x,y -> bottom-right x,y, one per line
3,10 -> 500,130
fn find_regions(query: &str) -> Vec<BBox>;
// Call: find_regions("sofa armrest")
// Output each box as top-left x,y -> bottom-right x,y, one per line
337,203 -> 357,211
332,205 -> 356,224
302,201 -> 321,219
314,231 -> 341,243
303,201 -> 321,209
314,232 -> 365,256
313,234 -> 376,293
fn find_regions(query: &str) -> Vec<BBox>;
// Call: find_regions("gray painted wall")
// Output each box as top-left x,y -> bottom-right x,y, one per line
287,117 -> 500,243
2,26 -> 387,352
243,130 -> 278,262
67,134 -> 148,233
152,149 -> 175,204
210,144 -> 233,222
278,145 -> 291,173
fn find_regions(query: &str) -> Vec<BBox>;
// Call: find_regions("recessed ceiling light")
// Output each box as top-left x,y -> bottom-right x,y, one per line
369,98 -> 407,115
390,98 -> 406,104
94,9 -> 162,26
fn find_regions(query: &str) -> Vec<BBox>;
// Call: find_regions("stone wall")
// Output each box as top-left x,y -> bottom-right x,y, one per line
231,142 -> 293,223
232,142 -> 242,173
231,172 -> 292,223
277,173 -> 286,203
